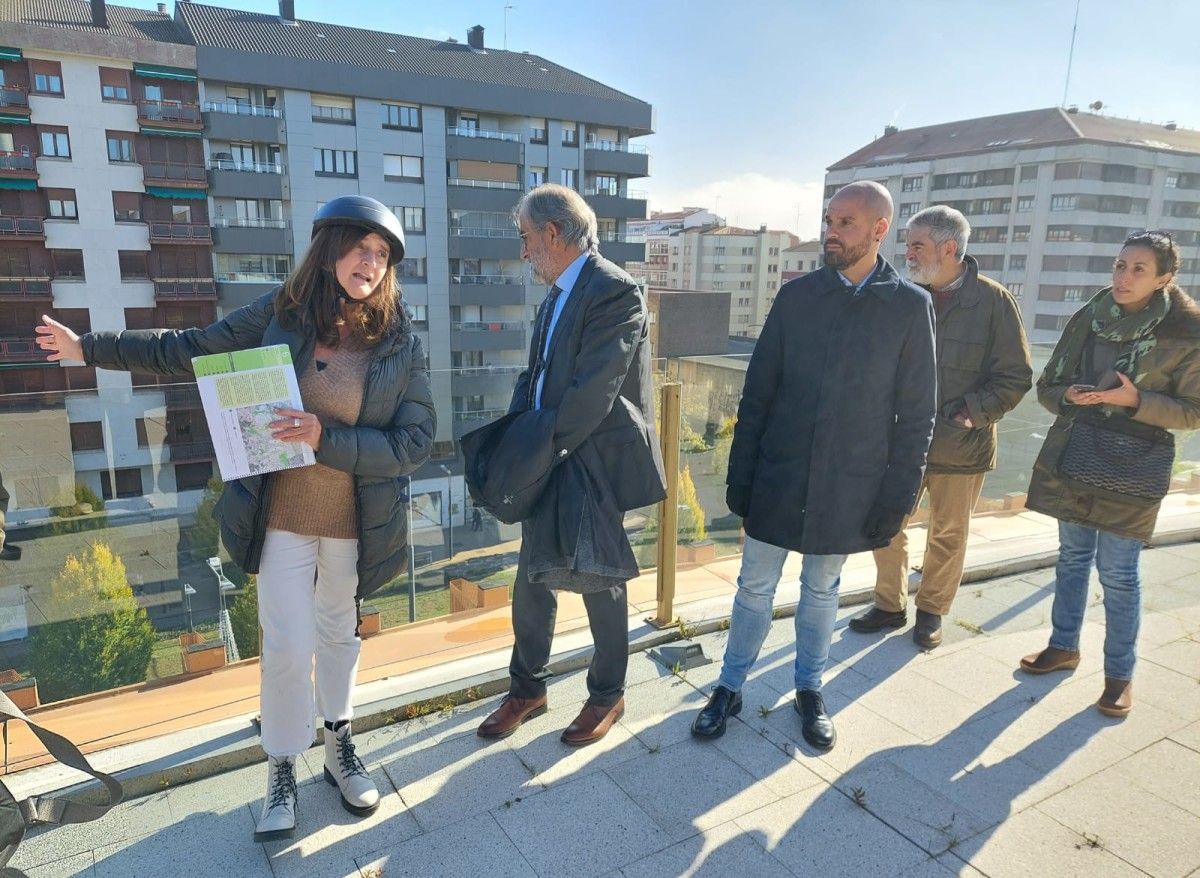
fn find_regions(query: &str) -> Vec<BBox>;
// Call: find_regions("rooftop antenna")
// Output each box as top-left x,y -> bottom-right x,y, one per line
504,5 -> 515,50
1061,0 -> 1081,107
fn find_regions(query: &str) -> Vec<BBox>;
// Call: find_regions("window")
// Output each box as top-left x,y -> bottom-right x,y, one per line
98,67 -> 130,102
113,192 -> 142,222
314,148 -> 356,177
106,132 -> 134,163
397,257 -> 425,279
593,174 -> 619,196
901,176 -> 923,192
51,249 -> 84,279
969,226 -> 1007,244
898,202 -> 920,219
528,166 -> 546,189
530,119 -> 547,143
100,468 -> 143,500
1020,165 -> 1039,182
69,422 -> 104,453
39,127 -> 70,158
1016,196 -> 1034,212
175,462 -> 213,492
1012,226 -> 1031,243
561,124 -> 578,146
383,102 -> 421,130
1051,195 -> 1076,211
406,304 -> 427,326
1064,286 -> 1085,301
560,168 -> 578,188
400,207 -> 424,233
1165,174 -> 1179,189
30,60 -> 63,95
118,250 -> 149,279
45,188 -> 77,220
1034,314 -> 1071,331
1008,283 -> 1023,299
1009,254 -> 1027,271
383,154 -> 422,181
311,93 -> 354,123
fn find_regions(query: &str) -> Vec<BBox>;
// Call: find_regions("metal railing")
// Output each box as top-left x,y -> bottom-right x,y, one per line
213,217 -> 288,229
203,100 -> 281,118
148,222 -> 212,243
451,408 -> 508,423
584,187 -> 650,199
137,100 -> 202,125
142,162 -> 207,184
207,158 -> 282,175
448,226 -> 520,239
216,271 -> 287,284
0,277 -> 52,298
585,139 -> 649,154
153,279 -> 217,298
451,274 -> 524,285
0,216 -> 45,238
599,232 -> 646,244
0,86 -> 30,109
446,126 -> 522,143
450,321 -> 525,332
0,337 -> 40,361
0,151 -> 36,172
446,178 -> 521,190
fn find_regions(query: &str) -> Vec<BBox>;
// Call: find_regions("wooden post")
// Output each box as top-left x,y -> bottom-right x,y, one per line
650,382 -> 682,627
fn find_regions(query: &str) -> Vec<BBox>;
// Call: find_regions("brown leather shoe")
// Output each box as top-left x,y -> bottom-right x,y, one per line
476,693 -> 548,739
1019,646 -> 1081,675
1096,677 -> 1132,718
561,697 -> 624,747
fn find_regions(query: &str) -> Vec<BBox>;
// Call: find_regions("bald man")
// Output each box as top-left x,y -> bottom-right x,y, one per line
692,181 -> 936,752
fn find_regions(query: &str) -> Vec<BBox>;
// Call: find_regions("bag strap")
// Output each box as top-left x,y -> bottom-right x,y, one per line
0,689 -> 122,827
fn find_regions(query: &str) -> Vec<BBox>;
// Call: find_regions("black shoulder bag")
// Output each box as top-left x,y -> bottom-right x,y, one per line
1059,409 -> 1174,505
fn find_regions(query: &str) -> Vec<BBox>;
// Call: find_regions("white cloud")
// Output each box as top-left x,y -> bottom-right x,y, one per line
643,173 -> 825,239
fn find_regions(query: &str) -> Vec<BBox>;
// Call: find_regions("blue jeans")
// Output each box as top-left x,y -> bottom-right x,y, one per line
1049,520 -> 1144,681
718,535 -> 848,693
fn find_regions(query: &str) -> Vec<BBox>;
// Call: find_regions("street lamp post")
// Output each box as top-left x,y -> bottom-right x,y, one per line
404,477 -> 416,624
439,464 -> 453,560
206,557 -> 240,663
182,582 -> 196,633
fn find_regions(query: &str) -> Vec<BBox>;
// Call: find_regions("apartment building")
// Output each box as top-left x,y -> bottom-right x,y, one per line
626,207 -> 722,287
780,239 -> 822,283
824,107 -> 1200,344
0,0 -> 652,524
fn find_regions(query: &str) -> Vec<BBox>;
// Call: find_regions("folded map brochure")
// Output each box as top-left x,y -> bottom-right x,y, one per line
192,345 -> 315,481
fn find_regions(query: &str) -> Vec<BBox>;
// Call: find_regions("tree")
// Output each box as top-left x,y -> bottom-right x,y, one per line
29,543 -> 156,703
189,477 -> 224,561
229,575 -> 260,659
677,465 -> 708,544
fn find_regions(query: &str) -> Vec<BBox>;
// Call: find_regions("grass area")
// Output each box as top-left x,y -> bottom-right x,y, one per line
145,622 -> 220,682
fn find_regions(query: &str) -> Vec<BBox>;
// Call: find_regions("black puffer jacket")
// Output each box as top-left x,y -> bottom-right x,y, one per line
81,292 -> 435,597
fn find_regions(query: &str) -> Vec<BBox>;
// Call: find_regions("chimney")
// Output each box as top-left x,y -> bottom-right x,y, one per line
279,0 -> 295,23
91,0 -> 108,28
883,124 -> 899,136
1066,104 -> 1079,114
157,2 -> 166,12
1166,120 -> 1178,130
467,25 -> 484,50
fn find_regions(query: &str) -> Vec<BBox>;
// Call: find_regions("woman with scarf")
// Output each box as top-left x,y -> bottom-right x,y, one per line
1020,231 -> 1200,718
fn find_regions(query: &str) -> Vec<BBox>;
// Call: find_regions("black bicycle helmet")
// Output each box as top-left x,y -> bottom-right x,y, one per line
311,195 -> 405,265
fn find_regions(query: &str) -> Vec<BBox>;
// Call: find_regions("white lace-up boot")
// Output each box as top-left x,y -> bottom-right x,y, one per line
254,755 -> 298,842
323,722 -> 379,815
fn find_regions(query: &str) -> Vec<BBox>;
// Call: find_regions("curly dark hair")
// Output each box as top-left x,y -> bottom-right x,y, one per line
1122,230 -> 1181,276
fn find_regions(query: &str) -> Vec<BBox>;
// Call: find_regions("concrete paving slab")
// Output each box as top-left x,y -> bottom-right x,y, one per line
503,719 -> 647,788
354,813 -> 537,878
616,674 -> 708,750
8,792 -> 172,872
1170,720 -> 1200,752
491,772 -> 669,878
618,820 -> 793,878
1108,738 -> 1200,819
710,712 -> 825,799
1144,634 -> 1200,678
857,671 -> 988,743
92,809 -> 273,878
23,851 -> 95,878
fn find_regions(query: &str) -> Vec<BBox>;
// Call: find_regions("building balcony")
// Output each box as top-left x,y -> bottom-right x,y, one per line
142,162 -> 208,188
202,101 -> 284,143
137,99 -> 203,130
450,322 -> 526,352
584,141 -> 650,178
167,439 -> 215,462
447,233 -> 522,261
451,408 -> 508,438
211,219 -> 290,254
0,336 -> 42,363
0,149 -> 38,180
599,233 -> 647,265
0,215 -> 45,241
208,164 -> 284,200
445,128 -> 523,164
0,277 -> 52,301
450,276 -> 529,307
153,278 -> 217,301
584,189 -> 649,219
148,221 -> 212,245
0,85 -> 31,117
451,370 -> 524,397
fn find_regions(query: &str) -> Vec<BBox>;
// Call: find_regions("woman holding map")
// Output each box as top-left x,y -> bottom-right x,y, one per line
35,196 -> 435,842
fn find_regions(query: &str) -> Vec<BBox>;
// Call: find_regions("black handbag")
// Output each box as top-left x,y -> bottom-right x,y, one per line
1059,411 -> 1174,504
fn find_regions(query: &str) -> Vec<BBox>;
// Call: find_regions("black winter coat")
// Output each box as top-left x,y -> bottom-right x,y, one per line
727,258 -> 937,555
81,292 -> 436,597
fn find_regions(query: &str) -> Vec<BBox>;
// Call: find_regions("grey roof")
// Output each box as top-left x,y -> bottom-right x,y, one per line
175,1 -> 646,106
0,0 -> 192,44
829,107 -> 1200,170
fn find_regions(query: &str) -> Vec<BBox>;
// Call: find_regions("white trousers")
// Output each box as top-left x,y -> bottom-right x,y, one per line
257,528 -> 361,757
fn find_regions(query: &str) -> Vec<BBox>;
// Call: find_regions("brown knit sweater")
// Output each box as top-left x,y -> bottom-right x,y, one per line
267,343 -> 370,538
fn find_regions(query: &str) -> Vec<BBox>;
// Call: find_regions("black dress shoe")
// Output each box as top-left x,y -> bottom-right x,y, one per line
913,609 -> 943,650
848,606 -> 907,633
691,685 -> 742,739
794,689 -> 836,752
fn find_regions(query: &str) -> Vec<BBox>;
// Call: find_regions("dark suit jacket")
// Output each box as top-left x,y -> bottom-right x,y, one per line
510,252 -> 666,513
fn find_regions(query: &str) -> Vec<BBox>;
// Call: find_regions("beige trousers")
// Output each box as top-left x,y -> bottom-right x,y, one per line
872,471 -> 986,616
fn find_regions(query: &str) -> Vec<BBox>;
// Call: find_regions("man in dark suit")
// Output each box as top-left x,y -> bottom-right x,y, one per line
476,183 -> 666,746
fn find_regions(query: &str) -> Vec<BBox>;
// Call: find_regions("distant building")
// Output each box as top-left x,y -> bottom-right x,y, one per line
626,207 -> 722,287
646,287 -> 730,358
825,106 -> 1200,344
781,239 -> 822,283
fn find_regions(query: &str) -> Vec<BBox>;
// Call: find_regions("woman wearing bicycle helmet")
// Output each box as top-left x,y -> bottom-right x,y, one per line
36,195 -> 435,841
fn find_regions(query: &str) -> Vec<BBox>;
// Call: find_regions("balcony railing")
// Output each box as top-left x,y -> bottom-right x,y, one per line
0,150 -> 37,174
451,274 -> 524,285
451,408 -> 508,423
0,337 -> 41,362
585,140 -> 649,154
148,222 -> 212,244
142,162 -> 207,185
600,232 -> 645,244
0,277 -> 52,299
213,217 -> 288,229
167,440 -> 216,462
152,278 -> 217,299
584,187 -> 650,199
0,85 -> 30,110
448,227 -> 520,239
446,126 -> 521,143
137,100 -> 202,126
207,158 -> 282,175
0,215 -> 46,239
447,178 -> 521,190
451,321 -> 526,332
216,271 -> 288,284
203,100 -> 281,118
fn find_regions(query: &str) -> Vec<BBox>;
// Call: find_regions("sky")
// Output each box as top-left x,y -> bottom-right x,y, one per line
133,1 -> 1200,238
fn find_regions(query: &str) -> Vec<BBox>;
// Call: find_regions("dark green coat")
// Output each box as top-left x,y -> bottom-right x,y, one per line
926,257 -> 1032,474
81,292 -> 436,597
1026,285 -> 1200,542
